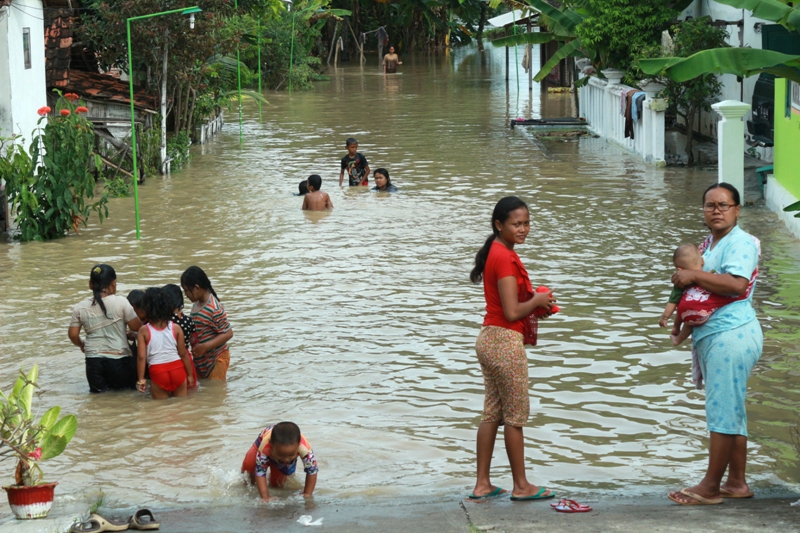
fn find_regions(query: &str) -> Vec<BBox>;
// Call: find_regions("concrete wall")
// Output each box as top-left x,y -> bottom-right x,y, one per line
0,0 -> 48,144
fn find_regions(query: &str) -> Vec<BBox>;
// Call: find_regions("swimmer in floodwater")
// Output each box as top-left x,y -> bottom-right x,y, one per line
371,168 -> 398,193
241,421 -> 318,501
302,175 -> 333,211
296,180 -> 309,196
136,287 -> 194,399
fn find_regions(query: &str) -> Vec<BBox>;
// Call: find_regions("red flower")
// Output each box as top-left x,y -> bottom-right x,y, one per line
28,448 -> 42,461
64,93 -> 79,101
60,109 -> 71,116
37,106 -> 51,116
76,106 -> 89,114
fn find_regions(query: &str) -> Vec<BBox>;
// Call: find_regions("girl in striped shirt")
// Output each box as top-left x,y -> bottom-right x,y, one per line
181,266 -> 234,381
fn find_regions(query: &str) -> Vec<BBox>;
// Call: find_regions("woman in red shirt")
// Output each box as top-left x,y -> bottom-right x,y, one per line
468,196 -> 556,501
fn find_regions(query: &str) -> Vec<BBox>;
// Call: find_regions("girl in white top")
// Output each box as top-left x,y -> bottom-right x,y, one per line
136,287 -> 194,399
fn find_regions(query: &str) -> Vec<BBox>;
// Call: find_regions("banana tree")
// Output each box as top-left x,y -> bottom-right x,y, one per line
490,0 -> 693,84
0,365 -> 78,486
640,0 -> 800,84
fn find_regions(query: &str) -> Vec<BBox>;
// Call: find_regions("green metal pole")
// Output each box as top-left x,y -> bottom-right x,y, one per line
258,17 -> 262,117
235,0 -> 243,143
512,9 -> 519,94
126,7 -> 201,240
289,11 -> 296,92
127,18 -> 141,240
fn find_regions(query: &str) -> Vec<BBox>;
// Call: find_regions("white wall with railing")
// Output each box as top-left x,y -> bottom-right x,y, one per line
578,69 -> 667,165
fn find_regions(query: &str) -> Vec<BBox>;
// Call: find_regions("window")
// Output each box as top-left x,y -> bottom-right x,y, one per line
793,80 -> 800,112
22,28 -> 31,70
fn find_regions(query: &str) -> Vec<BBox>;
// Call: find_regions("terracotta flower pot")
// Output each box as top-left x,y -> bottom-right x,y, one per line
3,482 -> 58,519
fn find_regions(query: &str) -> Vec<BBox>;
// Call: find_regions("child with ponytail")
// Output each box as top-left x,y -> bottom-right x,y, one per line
180,266 -> 234,381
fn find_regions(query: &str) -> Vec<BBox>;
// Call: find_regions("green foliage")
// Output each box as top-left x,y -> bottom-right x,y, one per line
0,365 -> 78,486
639,0 -> 800,83
574,0 -> 679,71
167,131 -> 192,171
0,93 -> 107,242
636,17 -> 728,165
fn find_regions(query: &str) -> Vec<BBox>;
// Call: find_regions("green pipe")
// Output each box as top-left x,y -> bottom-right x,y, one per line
258,17 -> 262,117
236,0 -> 243,144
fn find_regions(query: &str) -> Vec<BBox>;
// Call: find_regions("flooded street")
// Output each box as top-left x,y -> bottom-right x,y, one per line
1,44 -> 799,513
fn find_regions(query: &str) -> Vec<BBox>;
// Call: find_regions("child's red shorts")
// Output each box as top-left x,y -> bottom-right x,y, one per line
149,360 -> 187,392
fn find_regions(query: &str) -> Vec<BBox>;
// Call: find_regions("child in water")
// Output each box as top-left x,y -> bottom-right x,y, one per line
660,243 -> 741,345
163,283 -> 198,389
302,175 -> 333,211
136,287 -> 195,399
126,289 -> 147,348
241,421 -> 318,500
339,137 -> 370,187
181,266 -> 233,381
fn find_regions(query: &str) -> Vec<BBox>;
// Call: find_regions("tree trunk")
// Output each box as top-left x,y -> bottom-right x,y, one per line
477,2 -> 487,51
160,28 -> 168,174
685,107 -> 696,166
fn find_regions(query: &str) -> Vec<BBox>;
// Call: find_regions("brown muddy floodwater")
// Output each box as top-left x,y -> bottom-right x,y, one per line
1,45 -> 799,514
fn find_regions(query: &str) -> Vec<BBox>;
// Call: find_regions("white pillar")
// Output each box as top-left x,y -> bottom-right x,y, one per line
711,100 -> 751,198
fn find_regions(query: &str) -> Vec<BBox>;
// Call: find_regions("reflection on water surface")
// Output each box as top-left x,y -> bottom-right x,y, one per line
1,45 -> 799,511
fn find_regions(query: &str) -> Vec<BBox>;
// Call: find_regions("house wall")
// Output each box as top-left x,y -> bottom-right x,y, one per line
680,2 -> 767,141
0,0 -> 48,143
772,80 -> 800,198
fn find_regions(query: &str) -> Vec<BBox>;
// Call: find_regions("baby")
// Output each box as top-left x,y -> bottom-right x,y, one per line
660,243 -> 728,345
241,421 -> 318,500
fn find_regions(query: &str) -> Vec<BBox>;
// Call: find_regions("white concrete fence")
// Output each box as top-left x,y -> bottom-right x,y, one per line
578,69 -> 667,165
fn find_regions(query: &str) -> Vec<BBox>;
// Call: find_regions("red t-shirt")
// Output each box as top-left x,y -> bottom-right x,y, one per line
482,241 -> 531,334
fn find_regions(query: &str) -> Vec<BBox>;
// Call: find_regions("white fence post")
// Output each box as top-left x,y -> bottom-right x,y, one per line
711,100 -> 751,198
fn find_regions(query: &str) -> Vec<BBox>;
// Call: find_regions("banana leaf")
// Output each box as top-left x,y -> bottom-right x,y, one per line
640,47 -> 800,83
491,32 -> 562,47
523,0 -> 583,31
713,0 -> 800,31
535,39 -> 585,82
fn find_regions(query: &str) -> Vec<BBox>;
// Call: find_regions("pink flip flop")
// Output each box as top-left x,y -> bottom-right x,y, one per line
550,499 -> 593,513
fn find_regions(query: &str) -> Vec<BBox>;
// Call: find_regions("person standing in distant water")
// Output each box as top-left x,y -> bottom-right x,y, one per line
68,264 -> 142,392
468,196 -> 556,501
339,137 -> 370,187
181,266 -> 233,381
383,46 -> 402,74
372,168 -> 398,192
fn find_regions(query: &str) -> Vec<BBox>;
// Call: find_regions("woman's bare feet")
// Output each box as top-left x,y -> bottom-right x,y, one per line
670,334 -> 682,346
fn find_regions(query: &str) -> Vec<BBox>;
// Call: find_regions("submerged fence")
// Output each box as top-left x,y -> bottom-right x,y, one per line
578,70 -> 667,165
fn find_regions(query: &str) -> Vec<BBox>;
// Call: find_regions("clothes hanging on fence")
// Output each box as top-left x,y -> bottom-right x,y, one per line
359,32 -> 366,45
624,90 -> 636,139
377,26 -> 389,46
631,92 -> 646,123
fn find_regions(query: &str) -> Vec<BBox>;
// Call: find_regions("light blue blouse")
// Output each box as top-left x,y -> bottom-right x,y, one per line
693,225 -> 759,342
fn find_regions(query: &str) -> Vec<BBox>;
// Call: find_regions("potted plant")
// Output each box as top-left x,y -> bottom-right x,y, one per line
0,364 -> 78,519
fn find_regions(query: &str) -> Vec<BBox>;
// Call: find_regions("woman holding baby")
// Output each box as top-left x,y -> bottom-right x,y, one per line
668,182 -> 762,505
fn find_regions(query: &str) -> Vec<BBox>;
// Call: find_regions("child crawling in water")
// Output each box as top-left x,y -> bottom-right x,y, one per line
241,421 -> 318,500
660,242 -> 740,345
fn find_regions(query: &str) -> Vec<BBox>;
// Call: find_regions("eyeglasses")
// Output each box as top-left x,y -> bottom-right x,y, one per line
703,202 -> 737,213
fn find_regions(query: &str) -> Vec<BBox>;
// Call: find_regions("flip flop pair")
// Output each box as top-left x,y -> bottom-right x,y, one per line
550,499 -> 592,513
70,510 -> 160,533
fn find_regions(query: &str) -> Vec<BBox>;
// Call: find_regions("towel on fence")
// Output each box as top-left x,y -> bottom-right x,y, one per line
631,92 -> 647,123
624,90 -> 636,139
